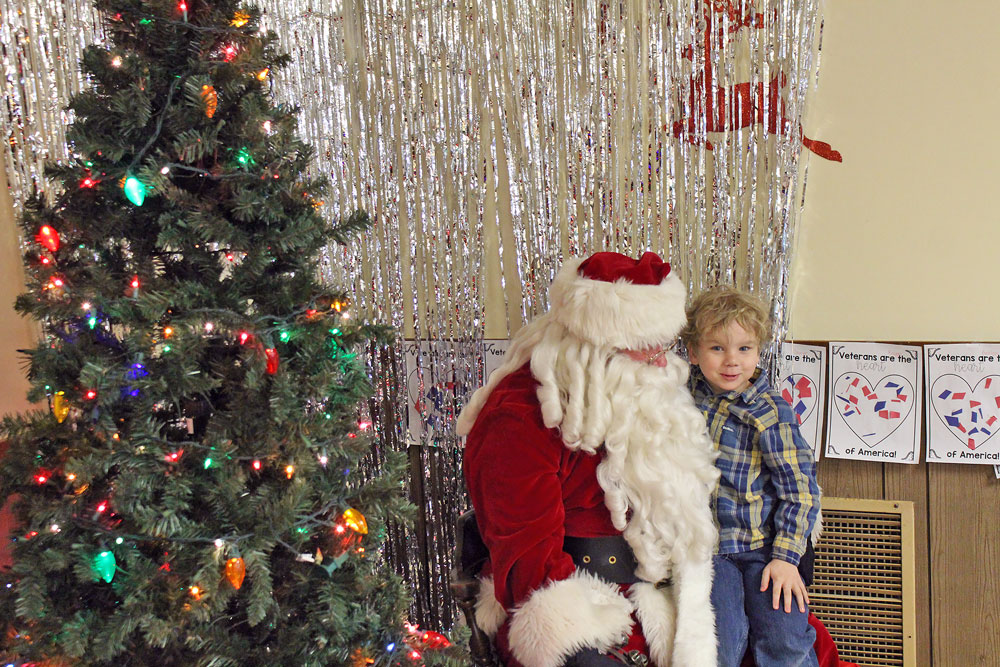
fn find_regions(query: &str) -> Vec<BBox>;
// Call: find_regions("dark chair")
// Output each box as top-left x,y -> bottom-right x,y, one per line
449,509 -> 504,666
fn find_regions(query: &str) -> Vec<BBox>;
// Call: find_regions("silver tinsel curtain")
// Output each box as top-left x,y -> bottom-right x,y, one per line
2,0 -> 832,630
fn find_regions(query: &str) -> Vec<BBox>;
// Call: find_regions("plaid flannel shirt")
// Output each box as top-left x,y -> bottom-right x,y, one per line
689,366 -> 819,565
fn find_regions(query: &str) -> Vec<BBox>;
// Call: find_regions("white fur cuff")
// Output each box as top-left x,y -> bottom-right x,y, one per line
474,576 -> 508,638
508,570 -> 635,667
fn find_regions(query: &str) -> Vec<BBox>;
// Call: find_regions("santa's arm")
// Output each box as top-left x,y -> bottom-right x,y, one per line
464,410 -> 633,667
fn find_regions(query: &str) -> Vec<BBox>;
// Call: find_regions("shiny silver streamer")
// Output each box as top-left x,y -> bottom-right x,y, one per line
1,0 -> 826,632
1,0 -> 105,206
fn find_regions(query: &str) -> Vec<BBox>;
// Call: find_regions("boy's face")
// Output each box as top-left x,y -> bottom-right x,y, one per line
688,320 -> 760,394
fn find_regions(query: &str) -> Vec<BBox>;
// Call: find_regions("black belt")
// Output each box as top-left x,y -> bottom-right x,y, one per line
563,535 -> 640,584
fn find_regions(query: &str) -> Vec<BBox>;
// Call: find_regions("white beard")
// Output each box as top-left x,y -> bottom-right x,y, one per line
534,341 -> 720,584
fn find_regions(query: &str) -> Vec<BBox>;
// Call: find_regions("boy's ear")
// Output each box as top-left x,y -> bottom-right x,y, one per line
687,346 -> 699,365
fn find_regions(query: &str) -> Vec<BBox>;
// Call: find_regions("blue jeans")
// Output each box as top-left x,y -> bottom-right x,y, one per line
711,549 -> 818,667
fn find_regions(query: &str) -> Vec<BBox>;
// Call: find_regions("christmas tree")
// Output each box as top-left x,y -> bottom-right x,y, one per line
0,1 -> 464,664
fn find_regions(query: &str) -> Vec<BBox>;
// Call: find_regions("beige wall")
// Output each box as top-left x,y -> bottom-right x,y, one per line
0,168 -> 35,416
790,0 -> 1000,342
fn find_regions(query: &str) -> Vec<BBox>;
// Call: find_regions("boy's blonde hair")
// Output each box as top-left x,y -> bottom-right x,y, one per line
680,285 -> 771,350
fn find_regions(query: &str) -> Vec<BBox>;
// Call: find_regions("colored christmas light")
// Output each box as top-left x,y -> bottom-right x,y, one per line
111,55 -> 122,67
52,391 -> 70,423
163,326 -> 174,338
284,464 -> 295,479
84,390 -> 97,400
256,68 -> 269,81
201,85 -> 217,118
223,45 -> 238,62
225,557 -> 246,589
265,348 -> 279,374
34,472 -> 48,485
35,225 -> 60,252
80,175 -> 98,188
419,631 -> 452,649
189,585 -> 202,600
94,550 -> 116,583
341,508 -> 368,535
239,331 -> 250,344
232,11 -> 250,27
124,176 -> 146,206
251,459 -> 261,470
235,147 -> 253,166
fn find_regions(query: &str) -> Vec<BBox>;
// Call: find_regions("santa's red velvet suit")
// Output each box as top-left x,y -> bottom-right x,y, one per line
458,252 -> 720,667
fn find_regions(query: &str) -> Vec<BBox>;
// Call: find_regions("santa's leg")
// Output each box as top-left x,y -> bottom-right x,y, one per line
670,556 -> 718,666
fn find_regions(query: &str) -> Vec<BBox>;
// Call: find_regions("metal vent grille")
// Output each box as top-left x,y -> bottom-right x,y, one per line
810,498 -> 916,667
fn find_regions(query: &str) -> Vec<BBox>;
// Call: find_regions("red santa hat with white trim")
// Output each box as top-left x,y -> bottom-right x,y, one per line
548,251 -> 687,350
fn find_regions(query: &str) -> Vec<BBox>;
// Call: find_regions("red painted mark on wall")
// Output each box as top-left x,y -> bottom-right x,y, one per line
673,0 -> 842,162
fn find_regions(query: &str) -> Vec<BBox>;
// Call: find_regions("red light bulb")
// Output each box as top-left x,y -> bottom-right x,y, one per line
36,225 -> 60,252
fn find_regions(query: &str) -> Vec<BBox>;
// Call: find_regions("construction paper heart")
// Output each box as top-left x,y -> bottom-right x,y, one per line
833,373 -> 914,447
930,374 -> 1000,451
779,374 -> 818,426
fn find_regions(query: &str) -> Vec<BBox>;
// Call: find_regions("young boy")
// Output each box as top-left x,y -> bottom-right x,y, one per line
681,286 -> 820,667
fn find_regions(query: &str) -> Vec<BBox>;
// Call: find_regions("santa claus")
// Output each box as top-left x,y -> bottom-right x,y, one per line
457,251 -> 719,666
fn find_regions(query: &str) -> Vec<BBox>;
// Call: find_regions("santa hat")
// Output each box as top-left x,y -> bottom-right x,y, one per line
548,251 -> 687,350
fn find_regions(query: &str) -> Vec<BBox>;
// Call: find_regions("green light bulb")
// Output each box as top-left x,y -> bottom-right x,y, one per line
124,176 -> 146,206
95,550 -> 116,583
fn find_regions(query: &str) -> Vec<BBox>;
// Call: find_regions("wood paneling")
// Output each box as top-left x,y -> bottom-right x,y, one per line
929,463 -> 1000,666
817,457 -> 884,500
884,462 -> 930,667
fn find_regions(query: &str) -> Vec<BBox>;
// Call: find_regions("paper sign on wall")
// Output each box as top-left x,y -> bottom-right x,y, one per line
825,342 -> 922,464
403,340 -> 475,446
482,339 -> 510,383
924,344 -> 1000,465
404,339 -> 511,445
775,343 -> 827,458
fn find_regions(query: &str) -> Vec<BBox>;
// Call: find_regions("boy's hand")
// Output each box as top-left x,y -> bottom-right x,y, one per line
760,558 -> 809,613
